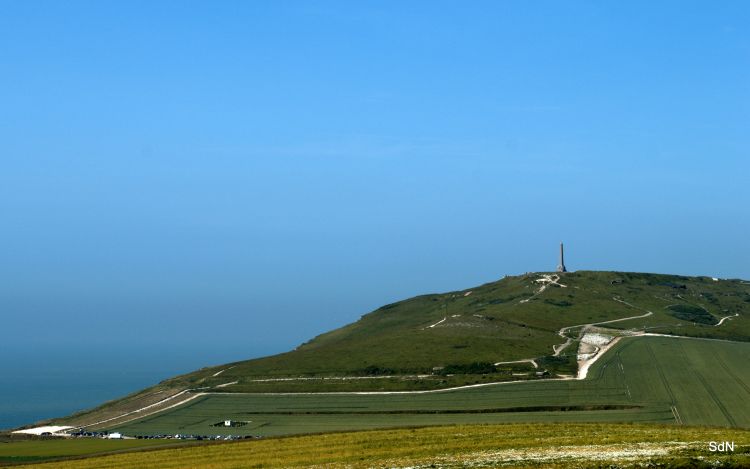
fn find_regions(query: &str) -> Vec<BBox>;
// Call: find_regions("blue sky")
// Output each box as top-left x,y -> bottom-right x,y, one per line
1,1 -> 748,356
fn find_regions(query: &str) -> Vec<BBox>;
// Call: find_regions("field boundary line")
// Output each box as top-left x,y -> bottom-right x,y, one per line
615,352 -> 631,400
104,393 -> 207,429
79,391 -> 204,430
695,373 -> 736,427
711,349 -> 750,396
77,390 -> 190,428
671,405 -> 683,424
641,333 -> 742,344
678,340 -> 737,427
645,341 -> 677,405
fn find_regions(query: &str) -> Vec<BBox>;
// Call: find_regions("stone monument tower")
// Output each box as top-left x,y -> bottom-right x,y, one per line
557,242 -> 567,273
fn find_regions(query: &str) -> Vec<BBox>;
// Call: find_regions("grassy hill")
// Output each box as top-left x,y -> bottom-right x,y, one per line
35,271 -> 750,429
168,270 -> 750,390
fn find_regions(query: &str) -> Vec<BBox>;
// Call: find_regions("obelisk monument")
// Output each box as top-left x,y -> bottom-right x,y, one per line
557,242 -> 567,273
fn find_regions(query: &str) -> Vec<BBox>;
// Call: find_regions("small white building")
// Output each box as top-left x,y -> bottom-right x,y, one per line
224,420 -> 232,427
107,432 -> 123,439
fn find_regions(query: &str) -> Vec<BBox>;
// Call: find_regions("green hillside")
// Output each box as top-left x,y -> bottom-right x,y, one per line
171,270 -> 750,390
38,271 -> 750,430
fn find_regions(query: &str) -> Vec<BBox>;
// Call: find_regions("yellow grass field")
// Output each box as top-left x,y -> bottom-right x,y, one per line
10,423 -> 750,469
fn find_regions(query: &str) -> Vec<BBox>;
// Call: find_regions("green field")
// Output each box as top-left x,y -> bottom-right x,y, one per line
109,336 -> 750,437
9,423 -> 750,469
0,438 -> 189,465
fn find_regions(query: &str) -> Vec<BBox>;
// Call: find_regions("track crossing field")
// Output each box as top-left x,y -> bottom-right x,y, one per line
111,336 -> 750,437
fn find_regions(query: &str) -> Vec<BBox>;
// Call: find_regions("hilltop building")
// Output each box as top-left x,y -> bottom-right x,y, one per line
557,242 -> 567,273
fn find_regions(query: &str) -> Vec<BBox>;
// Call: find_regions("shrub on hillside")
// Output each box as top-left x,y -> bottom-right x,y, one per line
436,362 -> 497,375
360,365 -> 396,376
666,304 -> 718,325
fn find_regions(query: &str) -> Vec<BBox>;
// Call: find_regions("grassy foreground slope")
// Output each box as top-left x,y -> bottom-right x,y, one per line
110,336 -> 750,438
11,423 -> 750,469
0,438 -> 189,465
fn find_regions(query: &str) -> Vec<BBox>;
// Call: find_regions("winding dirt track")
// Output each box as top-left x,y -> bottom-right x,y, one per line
552,297 -> 653,356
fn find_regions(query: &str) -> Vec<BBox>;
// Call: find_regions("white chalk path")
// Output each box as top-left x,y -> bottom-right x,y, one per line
519,274 -> 567,304
212,365 -> 236,377
552,297 -> 653,356
215,381 -> 238,388
494,359 -> 539,369
716,313 -> 739,326
69,379 -> 237,431
249,374 -> 432,382
513,274 -> 653,356
552,338 -> 574,356
75,390 -> 194,429
203,379 -> 573,396
425,317 -> 447,329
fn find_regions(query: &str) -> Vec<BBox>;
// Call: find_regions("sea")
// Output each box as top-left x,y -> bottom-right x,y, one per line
0,344 -> 268,431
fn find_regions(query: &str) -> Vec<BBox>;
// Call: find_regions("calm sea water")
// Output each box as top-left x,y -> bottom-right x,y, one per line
0,345 -> 268,431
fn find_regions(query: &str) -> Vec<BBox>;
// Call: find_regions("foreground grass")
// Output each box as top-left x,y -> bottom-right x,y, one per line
6,423 -> 749,468
0,438 -> 190,465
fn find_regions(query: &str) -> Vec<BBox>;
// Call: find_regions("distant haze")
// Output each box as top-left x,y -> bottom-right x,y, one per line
1,1 -> 748,357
